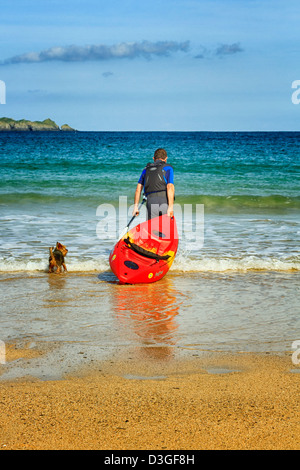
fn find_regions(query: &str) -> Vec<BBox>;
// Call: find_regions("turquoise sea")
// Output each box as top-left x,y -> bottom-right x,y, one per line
1,131 -> 299,272
0,131 -> 299,378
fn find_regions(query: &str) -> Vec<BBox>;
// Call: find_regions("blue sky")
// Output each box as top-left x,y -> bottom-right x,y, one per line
0,0 -> 299,131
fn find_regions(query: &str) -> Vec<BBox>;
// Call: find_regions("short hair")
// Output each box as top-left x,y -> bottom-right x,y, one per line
154,148 -> 167,161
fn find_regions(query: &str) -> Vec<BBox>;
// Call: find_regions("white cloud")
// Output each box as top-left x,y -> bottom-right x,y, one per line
1,41 -> 190,65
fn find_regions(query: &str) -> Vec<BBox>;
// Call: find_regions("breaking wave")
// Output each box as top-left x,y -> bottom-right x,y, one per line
0,254 -> 299,274
1,193 -> 300,213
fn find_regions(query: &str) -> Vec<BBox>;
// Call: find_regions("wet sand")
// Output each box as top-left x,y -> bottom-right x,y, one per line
0,342 -> 299,450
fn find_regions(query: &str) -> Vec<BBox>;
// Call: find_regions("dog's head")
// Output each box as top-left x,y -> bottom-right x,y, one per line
56,242 -> 68,257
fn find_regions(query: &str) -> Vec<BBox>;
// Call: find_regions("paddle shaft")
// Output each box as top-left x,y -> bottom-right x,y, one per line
119,195 -> 147,239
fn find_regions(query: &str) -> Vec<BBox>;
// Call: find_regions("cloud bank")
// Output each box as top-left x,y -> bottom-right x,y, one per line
1,41 -> 190,65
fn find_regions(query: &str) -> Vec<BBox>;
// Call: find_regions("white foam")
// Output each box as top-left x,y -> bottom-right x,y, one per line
0,257 -> 110,273
0,255 -> 299,273
67,259 -> 110,272
171,254 -> 300,273
0,259 -> 48,272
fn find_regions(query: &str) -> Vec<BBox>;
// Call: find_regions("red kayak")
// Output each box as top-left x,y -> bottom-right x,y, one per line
109,214 -> 178,284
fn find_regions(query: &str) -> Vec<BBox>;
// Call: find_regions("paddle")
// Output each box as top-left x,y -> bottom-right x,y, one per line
119,195 -> 147,240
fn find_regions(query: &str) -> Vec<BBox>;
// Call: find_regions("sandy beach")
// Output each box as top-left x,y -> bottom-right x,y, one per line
1,341 -> 299,450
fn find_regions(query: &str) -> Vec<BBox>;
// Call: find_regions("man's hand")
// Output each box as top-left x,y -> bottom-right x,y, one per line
132,204 -> 140,217
167,207 -> 174,217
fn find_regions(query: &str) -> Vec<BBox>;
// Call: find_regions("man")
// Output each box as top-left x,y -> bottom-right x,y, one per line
133,148 -> 175,219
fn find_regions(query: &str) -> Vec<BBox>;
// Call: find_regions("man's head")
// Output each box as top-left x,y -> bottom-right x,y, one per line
154,148 -> 167,161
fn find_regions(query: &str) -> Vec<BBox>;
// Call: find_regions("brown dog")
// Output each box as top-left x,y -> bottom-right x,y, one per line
48,242 -> 68,273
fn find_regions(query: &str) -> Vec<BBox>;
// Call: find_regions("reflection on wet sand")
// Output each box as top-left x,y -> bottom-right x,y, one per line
112,277 -> 180,359
47,273 -> 67,291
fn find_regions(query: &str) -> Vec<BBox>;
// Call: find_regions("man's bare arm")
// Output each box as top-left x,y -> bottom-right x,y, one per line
167,183 -> 175,217
133,183 -> 143,216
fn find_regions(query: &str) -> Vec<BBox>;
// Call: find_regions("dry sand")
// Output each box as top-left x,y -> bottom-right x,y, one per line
0,342 -> 299,450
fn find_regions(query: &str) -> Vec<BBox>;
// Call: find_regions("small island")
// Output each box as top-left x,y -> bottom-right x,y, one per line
0,117 -> 76,132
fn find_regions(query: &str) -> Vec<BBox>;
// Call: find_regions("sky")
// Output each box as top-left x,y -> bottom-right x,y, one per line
0,0 -> 299,131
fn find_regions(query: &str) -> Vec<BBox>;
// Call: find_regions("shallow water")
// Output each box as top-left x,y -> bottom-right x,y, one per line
0,270 -> 299,380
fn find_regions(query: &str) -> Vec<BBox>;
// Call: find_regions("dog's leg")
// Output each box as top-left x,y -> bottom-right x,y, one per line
49,247 -> 56,273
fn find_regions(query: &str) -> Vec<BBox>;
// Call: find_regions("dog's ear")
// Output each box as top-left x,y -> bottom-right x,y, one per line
56,242 -> 61,248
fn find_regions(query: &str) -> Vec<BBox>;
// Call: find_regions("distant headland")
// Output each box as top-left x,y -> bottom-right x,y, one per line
0,117 -> 76,132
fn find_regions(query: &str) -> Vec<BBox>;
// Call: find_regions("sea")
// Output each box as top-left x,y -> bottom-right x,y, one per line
0,131 -> 299,379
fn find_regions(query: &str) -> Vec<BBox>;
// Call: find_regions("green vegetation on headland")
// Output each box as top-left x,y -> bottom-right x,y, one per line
0,117 -> 76,131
